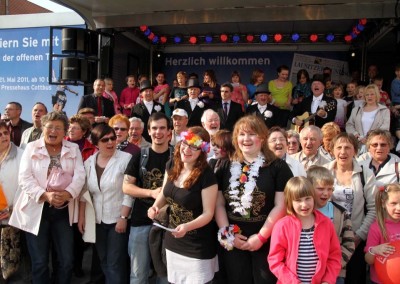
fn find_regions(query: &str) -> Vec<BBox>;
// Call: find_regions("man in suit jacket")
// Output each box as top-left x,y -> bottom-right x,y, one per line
176,78 -> 207,127
291,74 -> 337,129
77,79 -> 115,123
131,80 -> 164,141
246,83 -> 283,128
216,83 -> 244,131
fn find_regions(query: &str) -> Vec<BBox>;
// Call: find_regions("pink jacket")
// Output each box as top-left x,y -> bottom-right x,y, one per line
9,138 -> 85,235
120,87 -> 140,116
268,210 -> 341,284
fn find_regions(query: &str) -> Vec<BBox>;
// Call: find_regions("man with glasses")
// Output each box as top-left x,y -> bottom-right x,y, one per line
4,102 -> 32,146
123,112 -> 172,284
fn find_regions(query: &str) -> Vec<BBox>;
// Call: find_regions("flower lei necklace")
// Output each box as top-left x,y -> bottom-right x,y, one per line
228,153 -> 265,216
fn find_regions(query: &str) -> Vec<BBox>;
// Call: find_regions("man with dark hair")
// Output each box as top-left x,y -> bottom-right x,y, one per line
77,79 -> 115,123
20,102 -> 48,149
216,83 -> 243,131
4,101 -> 32,146
123,112 -> 172,284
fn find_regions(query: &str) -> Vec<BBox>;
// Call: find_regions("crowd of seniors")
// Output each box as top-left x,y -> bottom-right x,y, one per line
1,63 -> 399,284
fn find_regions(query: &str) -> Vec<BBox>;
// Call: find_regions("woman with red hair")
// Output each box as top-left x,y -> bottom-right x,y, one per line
148,126 -> 218,283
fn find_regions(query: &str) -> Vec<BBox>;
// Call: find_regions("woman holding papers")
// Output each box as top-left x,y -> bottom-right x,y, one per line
148,126 -> 218,284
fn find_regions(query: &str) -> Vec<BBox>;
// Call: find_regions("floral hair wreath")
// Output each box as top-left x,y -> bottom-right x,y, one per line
378,185 -> 388,193
180,131 -> 210,153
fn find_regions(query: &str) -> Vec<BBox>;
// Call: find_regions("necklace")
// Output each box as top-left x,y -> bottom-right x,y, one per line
45,143 -> 61,153
228,153 -> 265,216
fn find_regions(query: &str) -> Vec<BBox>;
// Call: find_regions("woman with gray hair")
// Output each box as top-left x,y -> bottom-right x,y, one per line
10,111 -> 85,284
357,129 -> 400,184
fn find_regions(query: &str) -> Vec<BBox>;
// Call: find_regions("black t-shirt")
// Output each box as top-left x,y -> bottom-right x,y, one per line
215,158 -> 293,236
125,148 -> 171,226
164,164 -> 217,259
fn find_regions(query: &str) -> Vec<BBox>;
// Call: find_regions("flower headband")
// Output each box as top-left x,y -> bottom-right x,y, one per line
378,185 -> 388,193
180,131 -> 210,153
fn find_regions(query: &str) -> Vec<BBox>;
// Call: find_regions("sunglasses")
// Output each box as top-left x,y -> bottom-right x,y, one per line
0,131 -> 10,137
99,136 -> 117,143
113,127 -> 127,131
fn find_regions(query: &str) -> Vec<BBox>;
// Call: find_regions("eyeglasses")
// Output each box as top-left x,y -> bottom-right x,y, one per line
370,143 -> 388,148
113,127 -> 128,131
44,125 -> 64,132
268,137 -> 286,144
288,141 -> 298,145
0,131 -> 10,137
99,136 -> 117,143
68,126 -> 82,131
181,140 -> 201,151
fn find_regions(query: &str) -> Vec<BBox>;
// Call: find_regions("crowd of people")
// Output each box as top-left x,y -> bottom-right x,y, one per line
0,63 -> 400,284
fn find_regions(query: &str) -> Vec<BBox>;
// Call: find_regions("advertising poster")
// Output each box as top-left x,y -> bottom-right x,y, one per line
0,26 -> 84,120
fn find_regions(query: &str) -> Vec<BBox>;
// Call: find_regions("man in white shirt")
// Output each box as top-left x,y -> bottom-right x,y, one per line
170,108 -> 188,146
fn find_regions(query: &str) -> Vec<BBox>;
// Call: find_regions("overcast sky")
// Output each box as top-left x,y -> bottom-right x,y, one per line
28,0 -> 73,12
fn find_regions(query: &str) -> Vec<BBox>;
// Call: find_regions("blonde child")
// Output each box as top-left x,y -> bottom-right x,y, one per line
307,166 -> 355,284
268,177 -> 341,284
365,184 -> 400,284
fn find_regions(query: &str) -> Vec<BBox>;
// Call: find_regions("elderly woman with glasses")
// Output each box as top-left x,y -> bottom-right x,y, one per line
357,129 -> 400,184
148,126 -> 218,283
108,114 -> 140,155
66,114 -> 96,161
10,111 -> 85,284
78,124 -> 133,284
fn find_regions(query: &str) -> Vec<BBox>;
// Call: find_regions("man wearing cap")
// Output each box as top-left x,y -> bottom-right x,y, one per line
131,79 -> 164,141
176,78 -> 208,127
215,83 -> 244,131
291,74 -> 337,129
77,79 -> 115,123
170,108 -> 188,146
246,83 -> 283,128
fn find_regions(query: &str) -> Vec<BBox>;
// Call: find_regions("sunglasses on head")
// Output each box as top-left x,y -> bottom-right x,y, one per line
99,136 -> 117,143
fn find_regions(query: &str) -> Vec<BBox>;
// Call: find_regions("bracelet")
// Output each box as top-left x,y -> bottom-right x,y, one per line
120,215 -> 128,220
368,247 -> 375,255
257,233 -> 268,244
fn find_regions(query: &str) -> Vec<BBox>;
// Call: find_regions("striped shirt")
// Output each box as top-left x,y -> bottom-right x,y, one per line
297,226 -> 318,283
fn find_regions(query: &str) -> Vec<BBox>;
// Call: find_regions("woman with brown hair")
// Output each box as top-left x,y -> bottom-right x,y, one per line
201,69 -> 221,108
247,68 -> 264,102
214,115 -> 293,283
148,126 -> 218,283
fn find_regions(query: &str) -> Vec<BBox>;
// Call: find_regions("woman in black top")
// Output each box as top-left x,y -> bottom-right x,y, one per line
215,115 -> 293,284
148,126 -> 218,284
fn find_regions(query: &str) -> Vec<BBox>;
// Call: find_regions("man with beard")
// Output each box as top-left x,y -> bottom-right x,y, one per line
291,74 -> 337,129
123,112 -> 172,284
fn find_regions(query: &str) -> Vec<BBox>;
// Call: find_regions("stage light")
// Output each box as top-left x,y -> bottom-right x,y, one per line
274,33 -> 282,42
160,36 -> 167,44
220,34 -> 228,42
352,27 -> 360,35
140,25 -> 148,32
359,18 -> 367,25
232,34 -> 240,43
189,36 -> 197,44
291,33 -> 300,42
309,34 -> 318,42
326,33 -> 335,42
351,52 -> 356,57
205,35 -> 213,43
357,24 -> 365,31
351,32 -> 358,39
260,34 -> 268,42
152,36 -> 159,44
174,36 -> 182,43
246,35 -> 254,42
144,29 -> 151,36
148,33 -> 155,40
344,35 -> 352,42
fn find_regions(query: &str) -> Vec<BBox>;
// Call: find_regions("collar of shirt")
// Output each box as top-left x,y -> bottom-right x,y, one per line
300,152 -> 318,163
189,98 -> 199,104
313,95 -> 322,102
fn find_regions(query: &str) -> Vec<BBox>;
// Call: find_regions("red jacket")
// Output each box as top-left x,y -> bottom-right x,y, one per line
66,137 -> 97,161
268,210 -> 341,284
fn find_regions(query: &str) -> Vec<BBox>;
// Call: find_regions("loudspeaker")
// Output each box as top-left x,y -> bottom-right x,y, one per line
100,45 -> 113,77
62,28 -> 85,53
61,28 -> 98,56
60,58 -> 88,82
